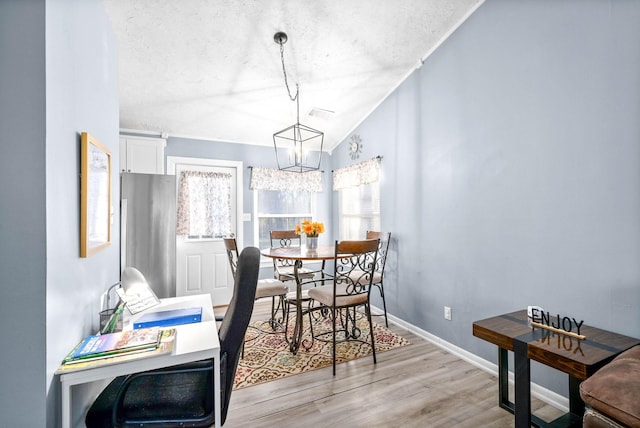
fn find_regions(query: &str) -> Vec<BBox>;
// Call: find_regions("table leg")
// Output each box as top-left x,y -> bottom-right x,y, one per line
287,260 -> 304,354
498,347 -> 513,412
514,338 -> 532,427
568,375 -> 583,417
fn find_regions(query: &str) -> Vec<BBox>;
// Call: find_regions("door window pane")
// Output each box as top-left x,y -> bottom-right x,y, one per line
176,171 -> 233,239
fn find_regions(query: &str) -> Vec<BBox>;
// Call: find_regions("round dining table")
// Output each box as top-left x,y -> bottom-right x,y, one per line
260,245 -> 336,353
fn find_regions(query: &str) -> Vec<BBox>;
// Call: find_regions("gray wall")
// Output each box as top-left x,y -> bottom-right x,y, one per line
333,0 -> 640,395
0,1 -> 47,426
1,0 -> 120,426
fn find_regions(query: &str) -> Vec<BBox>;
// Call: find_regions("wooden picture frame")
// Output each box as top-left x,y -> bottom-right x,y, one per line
80,132 -> 112,257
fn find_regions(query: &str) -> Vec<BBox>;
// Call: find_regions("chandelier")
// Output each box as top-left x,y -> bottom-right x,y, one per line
272,32 -> 324,173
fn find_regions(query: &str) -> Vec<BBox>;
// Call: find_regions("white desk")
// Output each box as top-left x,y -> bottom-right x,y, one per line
57,294 -> 221,428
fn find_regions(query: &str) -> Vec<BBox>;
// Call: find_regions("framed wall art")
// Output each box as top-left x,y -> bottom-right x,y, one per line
80,132 -> 112,257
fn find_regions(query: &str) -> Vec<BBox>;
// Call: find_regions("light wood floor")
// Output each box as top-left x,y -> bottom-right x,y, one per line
221,300 -> 565,428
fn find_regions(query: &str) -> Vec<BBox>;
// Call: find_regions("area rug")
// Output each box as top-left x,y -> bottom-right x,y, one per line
233,316 -> 410,389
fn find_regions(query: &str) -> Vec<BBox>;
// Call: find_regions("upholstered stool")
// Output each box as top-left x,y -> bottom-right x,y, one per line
579,345 -> 640,428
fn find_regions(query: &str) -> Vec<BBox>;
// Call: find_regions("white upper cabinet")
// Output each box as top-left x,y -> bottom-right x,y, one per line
120,136 -> 166,174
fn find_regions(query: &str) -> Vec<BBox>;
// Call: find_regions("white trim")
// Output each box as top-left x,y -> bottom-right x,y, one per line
370,305 -> 570,414
119,133 -> 167,146
119,128 -> 332,153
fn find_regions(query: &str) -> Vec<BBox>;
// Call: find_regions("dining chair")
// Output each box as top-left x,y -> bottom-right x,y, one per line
365,231 -> 392,327
269,230 -> 316,283
224,237 -> 287,332
307,239 -> 379,375
85,246 -> 260,428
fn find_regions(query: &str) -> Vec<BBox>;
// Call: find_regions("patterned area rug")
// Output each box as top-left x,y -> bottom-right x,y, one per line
234,316 -> 410,389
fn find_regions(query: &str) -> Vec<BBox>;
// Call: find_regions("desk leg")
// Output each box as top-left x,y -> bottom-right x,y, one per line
214,351 -> 221,428
61,381 -> 71,428
514,339 -> 532,427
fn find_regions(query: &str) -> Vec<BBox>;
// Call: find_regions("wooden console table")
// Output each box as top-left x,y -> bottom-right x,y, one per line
473,310 -> 640,427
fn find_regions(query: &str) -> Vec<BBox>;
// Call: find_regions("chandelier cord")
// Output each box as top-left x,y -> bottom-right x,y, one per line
279,41 -> 299,103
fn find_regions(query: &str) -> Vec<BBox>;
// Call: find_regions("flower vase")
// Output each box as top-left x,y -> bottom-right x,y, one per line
306,235 -> 318,251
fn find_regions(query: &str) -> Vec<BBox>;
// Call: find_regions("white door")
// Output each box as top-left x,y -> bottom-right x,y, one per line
167,157 -> 243,306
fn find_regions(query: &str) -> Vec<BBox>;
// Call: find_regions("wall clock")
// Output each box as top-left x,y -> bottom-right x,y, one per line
348,134 -> 363,160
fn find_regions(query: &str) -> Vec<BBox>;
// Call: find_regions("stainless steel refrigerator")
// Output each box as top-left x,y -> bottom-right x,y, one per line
120,173 -> 176,299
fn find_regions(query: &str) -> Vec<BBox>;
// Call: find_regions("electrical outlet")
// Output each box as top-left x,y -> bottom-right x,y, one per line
444,306 -> 452,320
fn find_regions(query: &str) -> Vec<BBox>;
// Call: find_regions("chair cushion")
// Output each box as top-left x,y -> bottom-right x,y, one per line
582,408 -> 627,428
308,285 -> 368,308
348,269 -> 382,285
579,345 -> 640,427
286,289 -> 311,302
255,279 -> 287,299
276,266 -> 315,281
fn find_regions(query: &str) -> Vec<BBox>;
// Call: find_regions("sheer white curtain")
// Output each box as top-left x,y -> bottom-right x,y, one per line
333,157 -> 380,191
250,167 -> 322,192
176,171 -> 233,237
333,157 -> 381,240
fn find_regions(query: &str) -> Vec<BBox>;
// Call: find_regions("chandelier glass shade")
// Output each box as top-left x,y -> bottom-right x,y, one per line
272,101 -> 324,173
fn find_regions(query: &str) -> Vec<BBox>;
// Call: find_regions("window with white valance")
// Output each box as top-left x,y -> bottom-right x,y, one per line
176,171 -> 233,237
251,167 -> 321,249
333,157 -> 381,240
332,157 -> 380,191
250,167 -> 322,193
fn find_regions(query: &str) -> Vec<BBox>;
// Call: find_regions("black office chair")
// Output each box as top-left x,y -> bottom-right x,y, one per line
85,247 -> 260,428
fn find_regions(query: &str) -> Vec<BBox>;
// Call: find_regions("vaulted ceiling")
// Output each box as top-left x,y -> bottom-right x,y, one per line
103,0 -> 484,151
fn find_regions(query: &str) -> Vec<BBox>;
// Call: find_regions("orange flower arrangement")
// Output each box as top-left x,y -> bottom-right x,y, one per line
295,219 -> 325,238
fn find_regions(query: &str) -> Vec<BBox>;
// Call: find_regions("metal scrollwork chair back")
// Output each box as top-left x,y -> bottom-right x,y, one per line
365,231 -> 391,326
223,237 -> 287,333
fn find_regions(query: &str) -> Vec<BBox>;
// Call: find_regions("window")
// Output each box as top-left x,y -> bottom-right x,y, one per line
338,182 -> 380,240
334,157 -> 381,240
250,167 -> 322,249
254,189 -> 315,249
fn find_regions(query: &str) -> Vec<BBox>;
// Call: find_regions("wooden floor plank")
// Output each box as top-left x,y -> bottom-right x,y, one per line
220,299 -> 565,427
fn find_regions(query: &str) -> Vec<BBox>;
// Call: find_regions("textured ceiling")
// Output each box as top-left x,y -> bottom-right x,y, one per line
103,0 -> 484,151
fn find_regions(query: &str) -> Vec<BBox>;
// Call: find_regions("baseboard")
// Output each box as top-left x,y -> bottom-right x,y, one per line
370,305 -> 570,413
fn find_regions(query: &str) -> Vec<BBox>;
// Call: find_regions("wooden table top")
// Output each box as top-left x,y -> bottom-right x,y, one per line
261,245 -> 337,261
473,310 -> 640,379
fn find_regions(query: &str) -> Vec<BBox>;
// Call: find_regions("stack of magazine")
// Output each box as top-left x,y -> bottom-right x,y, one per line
62,327 -> 162,365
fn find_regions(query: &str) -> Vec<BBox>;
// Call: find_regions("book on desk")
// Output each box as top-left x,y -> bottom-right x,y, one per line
58,328 -> 176,371
133,306 -> 202,329
63,327 -> 161,364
